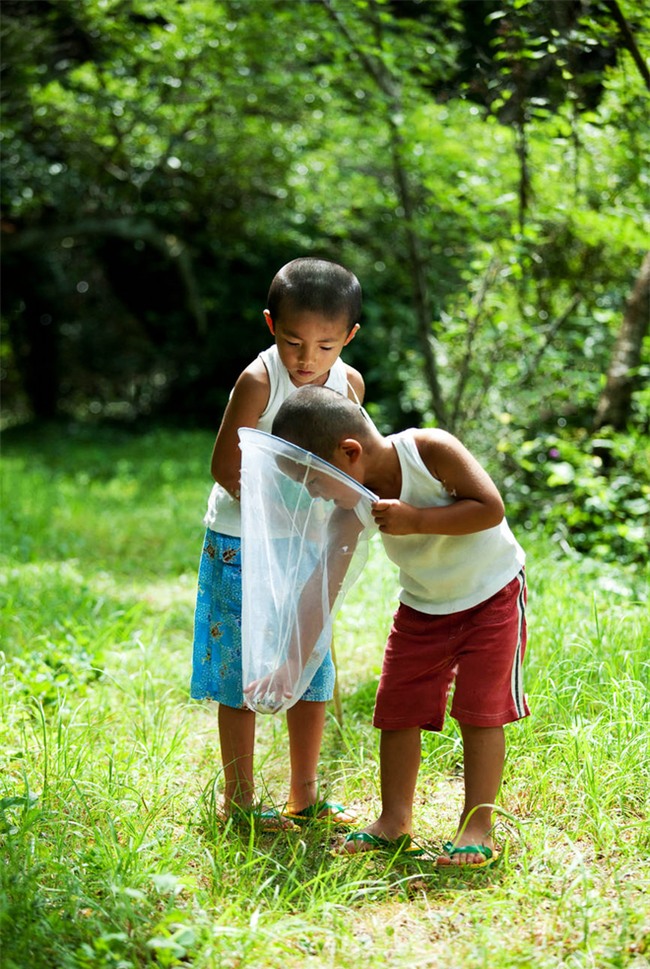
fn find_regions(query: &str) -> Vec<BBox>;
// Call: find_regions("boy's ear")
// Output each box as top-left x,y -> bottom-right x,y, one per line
263,309 -> 275,335
338,438 -> 363,466
343,324 -> 360,346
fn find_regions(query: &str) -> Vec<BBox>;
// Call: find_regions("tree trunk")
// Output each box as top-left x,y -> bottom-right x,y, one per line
3,217 -> 206,334
387,115 -> 448,428
4,252 -> 63,421
593,251 -> 650,430
321,0 -> 448,428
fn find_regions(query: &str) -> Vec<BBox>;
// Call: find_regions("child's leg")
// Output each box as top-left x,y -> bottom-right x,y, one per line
340,726 -> 421,852
285,699 -> 326,812
376,727 -> 422,835
285,701 -> 356,822
284,649 -> 356,823
438,722 -> 505,865
218,703 -> 256,813
440,573 -> 527,864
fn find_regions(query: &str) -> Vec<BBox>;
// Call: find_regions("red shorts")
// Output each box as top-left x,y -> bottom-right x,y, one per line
373,571 -> 528,731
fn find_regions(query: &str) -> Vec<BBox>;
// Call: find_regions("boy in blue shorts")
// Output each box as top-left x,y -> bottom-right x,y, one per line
272,385 -> 528,865
191,258 -> 364,830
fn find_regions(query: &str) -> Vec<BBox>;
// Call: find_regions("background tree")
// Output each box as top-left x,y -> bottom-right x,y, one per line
3,0 -> 647,430
594,250 -> 650,430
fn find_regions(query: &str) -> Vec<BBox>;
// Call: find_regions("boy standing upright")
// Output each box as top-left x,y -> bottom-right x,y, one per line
191,259 -> 364,830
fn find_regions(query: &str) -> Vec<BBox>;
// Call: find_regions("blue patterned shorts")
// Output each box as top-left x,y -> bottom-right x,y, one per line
190,529 -> 335,707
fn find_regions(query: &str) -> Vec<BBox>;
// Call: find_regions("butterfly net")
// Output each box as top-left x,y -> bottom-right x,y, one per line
239,428 -> 377,714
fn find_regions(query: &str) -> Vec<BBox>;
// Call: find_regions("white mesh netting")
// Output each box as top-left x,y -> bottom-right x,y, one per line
239,428 -> 377,714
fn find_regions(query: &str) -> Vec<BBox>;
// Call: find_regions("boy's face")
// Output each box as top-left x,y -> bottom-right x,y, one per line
303,467 -> 362,509
276,456 -> 362,509
319,449 -> 365,491
265,308 -> 359,388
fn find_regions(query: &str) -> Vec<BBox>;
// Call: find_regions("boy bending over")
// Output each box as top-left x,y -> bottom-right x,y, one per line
272,385 -> 528,866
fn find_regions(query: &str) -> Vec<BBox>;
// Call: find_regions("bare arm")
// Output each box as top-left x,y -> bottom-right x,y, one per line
244,505 -> 365,703
288,506 -> 364,661
345,364 -> 365,405
372,429 -> 505,536
210,359 -> 270,497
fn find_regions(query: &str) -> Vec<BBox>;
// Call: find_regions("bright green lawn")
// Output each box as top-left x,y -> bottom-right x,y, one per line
1,424 -> 648,968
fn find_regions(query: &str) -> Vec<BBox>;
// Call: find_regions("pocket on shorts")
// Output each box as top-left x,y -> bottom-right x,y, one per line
393,603 -> 428,635
468,573 -> 522,627
214,538 -> 242,609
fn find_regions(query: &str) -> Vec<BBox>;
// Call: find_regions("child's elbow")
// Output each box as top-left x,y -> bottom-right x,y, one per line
477,493 -> 505,530
489,496 -> 506,528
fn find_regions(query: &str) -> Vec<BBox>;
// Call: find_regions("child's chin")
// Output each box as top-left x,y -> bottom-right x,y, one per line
334,497 -> 358,510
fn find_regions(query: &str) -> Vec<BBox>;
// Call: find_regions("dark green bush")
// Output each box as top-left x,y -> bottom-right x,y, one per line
500,426 -> 650,567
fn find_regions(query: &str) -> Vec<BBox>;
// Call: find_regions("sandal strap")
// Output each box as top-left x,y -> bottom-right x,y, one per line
441,840 -> 493,860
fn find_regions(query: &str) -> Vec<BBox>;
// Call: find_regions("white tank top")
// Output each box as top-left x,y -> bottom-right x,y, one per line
203,346 -> 351,536
381,430 -> 525,614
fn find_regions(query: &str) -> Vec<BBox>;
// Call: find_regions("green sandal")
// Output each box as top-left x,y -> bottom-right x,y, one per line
230,806 -> 300,833
332,831 -> 426,857
284,800 -> 357,828
437,840 -> 499,868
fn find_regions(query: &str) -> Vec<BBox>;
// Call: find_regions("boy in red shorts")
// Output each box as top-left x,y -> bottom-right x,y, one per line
271,385 -> 528,866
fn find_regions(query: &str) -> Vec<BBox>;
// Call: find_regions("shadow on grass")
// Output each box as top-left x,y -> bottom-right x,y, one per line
193,779 -> 507,908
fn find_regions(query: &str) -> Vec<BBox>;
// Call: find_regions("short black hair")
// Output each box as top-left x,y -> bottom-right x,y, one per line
267,258 -> 362,332
272,385 -> 370,459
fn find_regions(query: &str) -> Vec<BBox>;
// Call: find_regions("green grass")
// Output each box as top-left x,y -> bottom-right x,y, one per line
1,423 -> 648,968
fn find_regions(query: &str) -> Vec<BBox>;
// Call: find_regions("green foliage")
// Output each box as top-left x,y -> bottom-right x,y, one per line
497,423 -> 650,567
2,0 -> 649,432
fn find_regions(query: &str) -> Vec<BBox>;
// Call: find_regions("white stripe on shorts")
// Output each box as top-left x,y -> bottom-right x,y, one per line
510,570 -> 527,719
